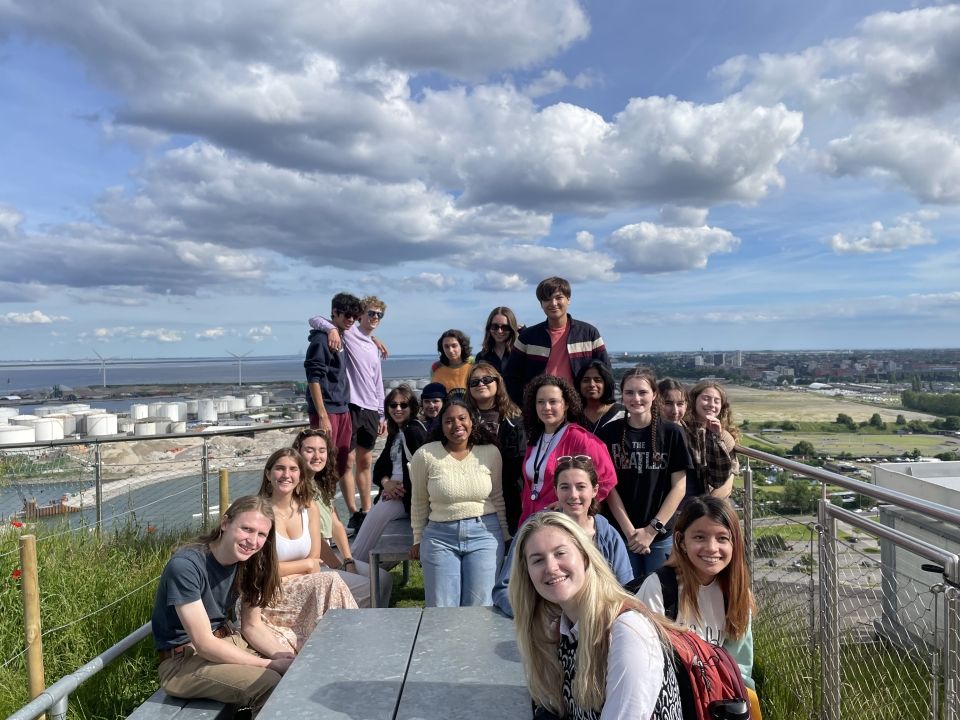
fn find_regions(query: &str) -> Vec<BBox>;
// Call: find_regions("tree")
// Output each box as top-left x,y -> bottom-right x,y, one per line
792,440 -> 816,457
868,413 -> 886,430
783,479 -> 818,514
895,414 -> 907,425
835,413 -> 856,430
943,416 -> 960,431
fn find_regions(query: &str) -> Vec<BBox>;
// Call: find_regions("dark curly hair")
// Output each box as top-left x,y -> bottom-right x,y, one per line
436,329 -> 472,366
291,428 -> 338,506
522,374 -> 583,444
429,397 -> 497,447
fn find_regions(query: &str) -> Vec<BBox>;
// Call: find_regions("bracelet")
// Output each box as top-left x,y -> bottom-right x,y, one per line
343,559 -> 356,567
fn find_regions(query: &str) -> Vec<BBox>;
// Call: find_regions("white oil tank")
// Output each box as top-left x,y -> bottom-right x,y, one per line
245,393 -> 263,408
0,407 -> 18,424
49,414 -> 77,435
87,413 -> 118,437
215,397 -> 231,413
186,400 -> 199,415
11,414 -> 40,426
148,402 -> 165,417
63,403 -> 91,413
135,421 -> 157,436
198,400 -> 217,423
161,403 -> 180,421
118,419 -> 135,434
229,397 -> 246,413
130,404 -> 148,420
34,418 -> 65,442
0,424 -> 35,445
169,421 -> 187,434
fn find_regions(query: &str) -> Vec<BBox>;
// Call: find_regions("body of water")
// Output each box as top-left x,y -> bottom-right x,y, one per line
0,355 -> 435,394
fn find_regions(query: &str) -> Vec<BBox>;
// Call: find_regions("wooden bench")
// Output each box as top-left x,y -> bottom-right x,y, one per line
368,518 -> 414,608
257,606 -> 529,720
128,689 -> 232,720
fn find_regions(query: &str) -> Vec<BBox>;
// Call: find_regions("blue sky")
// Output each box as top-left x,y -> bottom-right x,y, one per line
1,0 -> 958,361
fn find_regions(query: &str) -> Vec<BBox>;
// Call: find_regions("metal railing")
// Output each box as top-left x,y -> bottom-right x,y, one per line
737,445 -> 960,720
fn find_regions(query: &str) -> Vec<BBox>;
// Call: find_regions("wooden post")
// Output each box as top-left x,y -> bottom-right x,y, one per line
20,534 -> 46,720
219,469 -> 230,517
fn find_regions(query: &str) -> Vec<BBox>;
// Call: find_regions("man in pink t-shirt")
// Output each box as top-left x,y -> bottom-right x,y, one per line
507,276 -> 610,404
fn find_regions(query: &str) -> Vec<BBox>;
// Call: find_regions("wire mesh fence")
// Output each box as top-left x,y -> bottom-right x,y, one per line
740,457 -> 958,720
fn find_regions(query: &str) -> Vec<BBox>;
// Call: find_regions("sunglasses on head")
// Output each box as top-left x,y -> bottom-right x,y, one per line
366,310 -> 385,319
468,375 -> 497,388
556,454 -> 591,465
489,323 -> 512,333
388,402 -> 409,409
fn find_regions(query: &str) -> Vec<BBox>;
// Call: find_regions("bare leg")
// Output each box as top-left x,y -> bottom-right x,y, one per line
340,449 -> 358,514
355,446 -> 374,513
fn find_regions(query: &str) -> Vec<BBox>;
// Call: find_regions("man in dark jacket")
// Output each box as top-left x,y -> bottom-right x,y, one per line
507,276 -> 609,404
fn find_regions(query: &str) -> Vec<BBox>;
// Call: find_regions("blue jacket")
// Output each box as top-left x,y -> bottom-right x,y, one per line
493,514 -> 633,618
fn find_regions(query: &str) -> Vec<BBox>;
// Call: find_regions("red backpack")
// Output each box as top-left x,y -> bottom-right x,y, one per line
667,628 -> 750,720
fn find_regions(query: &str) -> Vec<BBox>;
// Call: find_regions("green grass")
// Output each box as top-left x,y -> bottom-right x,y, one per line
0,520 -> 186,720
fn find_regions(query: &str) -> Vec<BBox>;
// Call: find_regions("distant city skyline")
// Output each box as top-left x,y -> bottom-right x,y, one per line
2,1 -> 959,360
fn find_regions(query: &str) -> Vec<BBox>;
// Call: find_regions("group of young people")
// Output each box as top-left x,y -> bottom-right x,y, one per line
151,275 -> 757,718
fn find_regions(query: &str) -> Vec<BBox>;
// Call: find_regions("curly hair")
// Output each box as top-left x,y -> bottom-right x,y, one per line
291,429 -> 337,506
522,374 -> 583,443
436,329 -> 472,366
465,362 -> 521,419
429,397 -> 497,446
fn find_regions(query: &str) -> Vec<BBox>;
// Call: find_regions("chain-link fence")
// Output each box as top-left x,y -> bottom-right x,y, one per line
739,452 -> 960,720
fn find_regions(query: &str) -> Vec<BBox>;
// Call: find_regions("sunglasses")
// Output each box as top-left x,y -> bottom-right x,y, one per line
468,375 -> 497,388
333,309 -> 359,320
366,310 -> 385,319
556,454 -> 591,464
489,323 -> 512,333
388,402 -> 409,409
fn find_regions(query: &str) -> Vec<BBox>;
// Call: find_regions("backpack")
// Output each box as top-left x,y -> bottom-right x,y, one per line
648,568 -> 750,720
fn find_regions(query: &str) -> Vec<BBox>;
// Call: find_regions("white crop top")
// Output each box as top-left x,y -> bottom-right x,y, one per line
274,507 -> 312,562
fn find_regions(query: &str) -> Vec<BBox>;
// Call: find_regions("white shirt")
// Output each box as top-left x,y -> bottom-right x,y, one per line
560,610 -> 664,720
637,572 -> 727,646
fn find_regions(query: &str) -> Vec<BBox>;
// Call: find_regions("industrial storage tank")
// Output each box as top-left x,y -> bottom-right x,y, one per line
148,402 -> 165,418
161,403 -> 180,421
0,424 -> 35,445
169,421 -> 187,434
229,397 -> 246,413
11,415 -> 40,428
215,397 -> 231,413
33,418 -> 65,442
0,407 -> 18,424
118,418 -> 135,434
176,402 -> 188,420
87,414 -> 118,437
186,400 -> 199,415
245,393 -> 263,408
130,404 -> 148,420
134,422 -> 157,436
48,414 -> 77,436
198,400 -> 217,423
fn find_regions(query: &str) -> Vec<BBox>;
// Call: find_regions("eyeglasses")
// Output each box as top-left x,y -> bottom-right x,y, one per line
388,402 -> 409,409
333,309 -> 358,320
489,323 -> 512,333
366,310 -> 385,319
468,375 -> 497,388
556,455 -> 591,464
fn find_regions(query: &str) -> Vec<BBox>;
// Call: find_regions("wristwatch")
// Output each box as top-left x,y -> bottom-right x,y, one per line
649,518 -> 668,536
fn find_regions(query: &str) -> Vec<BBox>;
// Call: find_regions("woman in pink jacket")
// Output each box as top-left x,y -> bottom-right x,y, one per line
518,375 -> 617,524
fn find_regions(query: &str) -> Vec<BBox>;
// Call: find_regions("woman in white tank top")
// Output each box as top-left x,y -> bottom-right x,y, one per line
257,448 -> 357,651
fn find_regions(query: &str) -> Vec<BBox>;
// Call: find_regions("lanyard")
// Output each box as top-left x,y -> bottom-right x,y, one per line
531,422 -> 566,501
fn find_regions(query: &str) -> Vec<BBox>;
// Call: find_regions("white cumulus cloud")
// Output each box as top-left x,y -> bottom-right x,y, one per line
607,222 -> 740,273
828,213 -> 937,255
247,325 -> 273,342
1,310 -> 69,325
196,327 -> 226,340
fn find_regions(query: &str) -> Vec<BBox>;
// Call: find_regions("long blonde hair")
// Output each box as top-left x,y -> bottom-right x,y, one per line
509,512 -> 672,714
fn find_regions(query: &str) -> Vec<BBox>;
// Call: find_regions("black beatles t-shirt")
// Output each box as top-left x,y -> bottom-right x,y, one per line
598,419 -> 692,533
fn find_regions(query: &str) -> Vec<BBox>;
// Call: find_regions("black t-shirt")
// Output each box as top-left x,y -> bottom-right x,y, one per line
597,419 -> 692,532
151,545 -> 237,650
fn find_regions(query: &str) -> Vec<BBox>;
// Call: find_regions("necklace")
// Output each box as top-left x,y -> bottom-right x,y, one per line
531,422 -> 566,501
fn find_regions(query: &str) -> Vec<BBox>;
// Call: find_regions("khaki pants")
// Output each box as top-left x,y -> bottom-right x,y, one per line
158,634 -> 281,714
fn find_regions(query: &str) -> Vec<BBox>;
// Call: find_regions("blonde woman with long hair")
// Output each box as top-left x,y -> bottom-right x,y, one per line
509,512 -> 682,720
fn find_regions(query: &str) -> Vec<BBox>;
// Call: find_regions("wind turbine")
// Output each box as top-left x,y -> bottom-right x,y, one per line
93,349 -> 108,388
226,350 -> 252,387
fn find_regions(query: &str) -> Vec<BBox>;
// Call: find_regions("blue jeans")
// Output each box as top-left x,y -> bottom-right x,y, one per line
421,514 -> 504,607
627,535 -> 673,579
